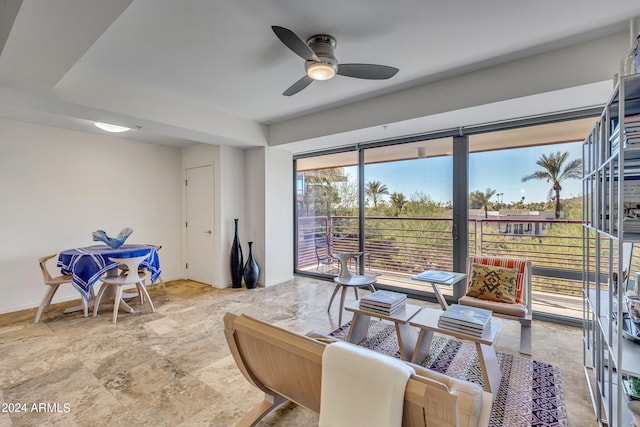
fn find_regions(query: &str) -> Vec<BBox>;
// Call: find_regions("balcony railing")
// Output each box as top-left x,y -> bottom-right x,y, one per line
297,215 -> 625,318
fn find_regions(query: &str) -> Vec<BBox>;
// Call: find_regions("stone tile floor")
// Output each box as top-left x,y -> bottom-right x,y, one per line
0,277 -> 596,426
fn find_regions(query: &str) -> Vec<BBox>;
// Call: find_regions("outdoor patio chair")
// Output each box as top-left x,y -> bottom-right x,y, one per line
458,255 -> 532,355
314,235 -> 335,272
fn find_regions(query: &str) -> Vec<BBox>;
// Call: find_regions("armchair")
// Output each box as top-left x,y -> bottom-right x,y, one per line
458,256 -> 532,355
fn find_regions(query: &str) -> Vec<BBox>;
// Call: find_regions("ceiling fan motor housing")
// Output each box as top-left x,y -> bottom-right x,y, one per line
306,34 -> 338,72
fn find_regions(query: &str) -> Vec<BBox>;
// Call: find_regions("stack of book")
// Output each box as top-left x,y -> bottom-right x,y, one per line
413,270 -> 456,283
625,114 -> 640,147
359,290 -> 407,315
612,114 -> 640,153
610,175 -> 640,233
438,304 -> 492,337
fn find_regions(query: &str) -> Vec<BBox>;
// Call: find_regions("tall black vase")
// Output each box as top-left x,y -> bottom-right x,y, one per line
230,219 -> 243,288
243,241 -> 260,289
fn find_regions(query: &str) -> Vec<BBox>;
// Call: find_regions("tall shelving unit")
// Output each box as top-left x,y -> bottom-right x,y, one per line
583,73 -> 640,426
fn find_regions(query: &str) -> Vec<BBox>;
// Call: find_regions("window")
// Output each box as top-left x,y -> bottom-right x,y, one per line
294,114 -> 600,322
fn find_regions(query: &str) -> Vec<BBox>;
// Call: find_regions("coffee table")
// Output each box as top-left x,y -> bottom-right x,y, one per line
344,300 -> 422,361
409,307 -> 502,396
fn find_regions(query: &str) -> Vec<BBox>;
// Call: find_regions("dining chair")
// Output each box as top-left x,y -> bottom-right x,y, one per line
118,245 -> 165,291
35,253 -> 87,323
150,245 -> 166,290
93,254 -> 155,323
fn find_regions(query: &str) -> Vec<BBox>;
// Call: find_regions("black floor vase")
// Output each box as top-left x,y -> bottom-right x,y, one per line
230,219 -> 243,288
243,241 -> 260,289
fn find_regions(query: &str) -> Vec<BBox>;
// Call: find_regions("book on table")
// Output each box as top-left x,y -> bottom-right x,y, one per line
438,304 -> 492,332
360,290 -> 406,314
438,318 -> 490,337
359,298 -> 406,311
359,301 -> 405,315
413,270 -> 456,283
361,290 -> 406,307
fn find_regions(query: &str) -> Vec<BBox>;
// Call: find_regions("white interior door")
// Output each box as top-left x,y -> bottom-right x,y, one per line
186,165 -> 214,285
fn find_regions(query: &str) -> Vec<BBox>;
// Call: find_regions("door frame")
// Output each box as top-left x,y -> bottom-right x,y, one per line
185,164 -> 215,286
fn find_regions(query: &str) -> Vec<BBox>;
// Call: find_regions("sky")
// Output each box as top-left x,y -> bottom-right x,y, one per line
359,141 -> 583,205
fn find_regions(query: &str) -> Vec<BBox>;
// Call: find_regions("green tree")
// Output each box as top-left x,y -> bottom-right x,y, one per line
335,178 -> 359,215
389,192 -> 407,216
521,151 -> 582,219
365,180 -> 389,209
469,188 -> 496,218
301,168 -> 346,216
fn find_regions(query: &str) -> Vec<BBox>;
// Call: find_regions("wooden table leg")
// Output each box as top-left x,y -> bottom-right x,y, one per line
346,312 -> 371,344
338,285 -> 348,326
410,329 -> 434,364
476,342 -> 502,398
395,322 -> 419,361
327,284 -> 341,312
431,282 -> 449,310
92,283 -> 135,314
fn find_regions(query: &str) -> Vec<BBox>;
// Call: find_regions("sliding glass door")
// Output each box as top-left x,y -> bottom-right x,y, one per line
362,139 -> 454,290
295,151 -> 359,275
467,118 -> 597,319
293,114 -> 600,320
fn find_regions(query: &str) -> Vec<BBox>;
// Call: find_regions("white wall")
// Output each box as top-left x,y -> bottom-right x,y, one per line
243,146 -> 294,287
218,145 -> 246,287
245,147 -> 266,286
264,147 -> 293,286
0,118 -> 182,314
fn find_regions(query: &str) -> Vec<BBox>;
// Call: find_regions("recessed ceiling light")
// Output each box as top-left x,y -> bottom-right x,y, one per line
94,122 -> 131,133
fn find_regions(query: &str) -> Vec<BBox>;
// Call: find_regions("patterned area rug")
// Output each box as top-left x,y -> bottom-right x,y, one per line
329,321 -> 567,427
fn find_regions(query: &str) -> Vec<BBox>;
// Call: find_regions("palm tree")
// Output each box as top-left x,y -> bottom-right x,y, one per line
389,192 -> 407,216
365,180 -> 389,209
521,151 -> 582,219
470,188 -> 496,218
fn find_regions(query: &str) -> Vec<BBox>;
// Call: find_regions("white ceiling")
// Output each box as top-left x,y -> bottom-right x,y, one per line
0,0 -> 639,151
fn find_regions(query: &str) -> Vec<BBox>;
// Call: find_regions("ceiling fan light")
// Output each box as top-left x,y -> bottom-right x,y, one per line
307,63 -> 336,80
94,122 -> 131,133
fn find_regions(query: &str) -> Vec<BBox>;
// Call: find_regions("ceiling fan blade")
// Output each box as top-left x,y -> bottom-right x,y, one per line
337,64 -> 399,80
283,75 -> 313,96
272,26 -> 320,62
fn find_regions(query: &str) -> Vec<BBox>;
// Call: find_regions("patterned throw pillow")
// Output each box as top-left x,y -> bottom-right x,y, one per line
466,263 -> 518,304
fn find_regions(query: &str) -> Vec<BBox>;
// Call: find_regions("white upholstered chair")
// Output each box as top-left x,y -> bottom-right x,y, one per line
93,254 -> 155,323
35,254 -> 88,323
458,255 -> 533,355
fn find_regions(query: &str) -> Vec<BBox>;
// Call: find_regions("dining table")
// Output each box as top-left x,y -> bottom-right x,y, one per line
57,244 -> 161,313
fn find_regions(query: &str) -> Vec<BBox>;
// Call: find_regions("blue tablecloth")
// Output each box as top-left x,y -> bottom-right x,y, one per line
57,244 -> 161,301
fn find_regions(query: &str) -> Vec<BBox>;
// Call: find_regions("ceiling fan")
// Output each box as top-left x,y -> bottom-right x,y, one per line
272,26 -> 399,96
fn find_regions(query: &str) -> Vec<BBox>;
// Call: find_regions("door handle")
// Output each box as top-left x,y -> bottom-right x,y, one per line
204,230 -> 212,234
